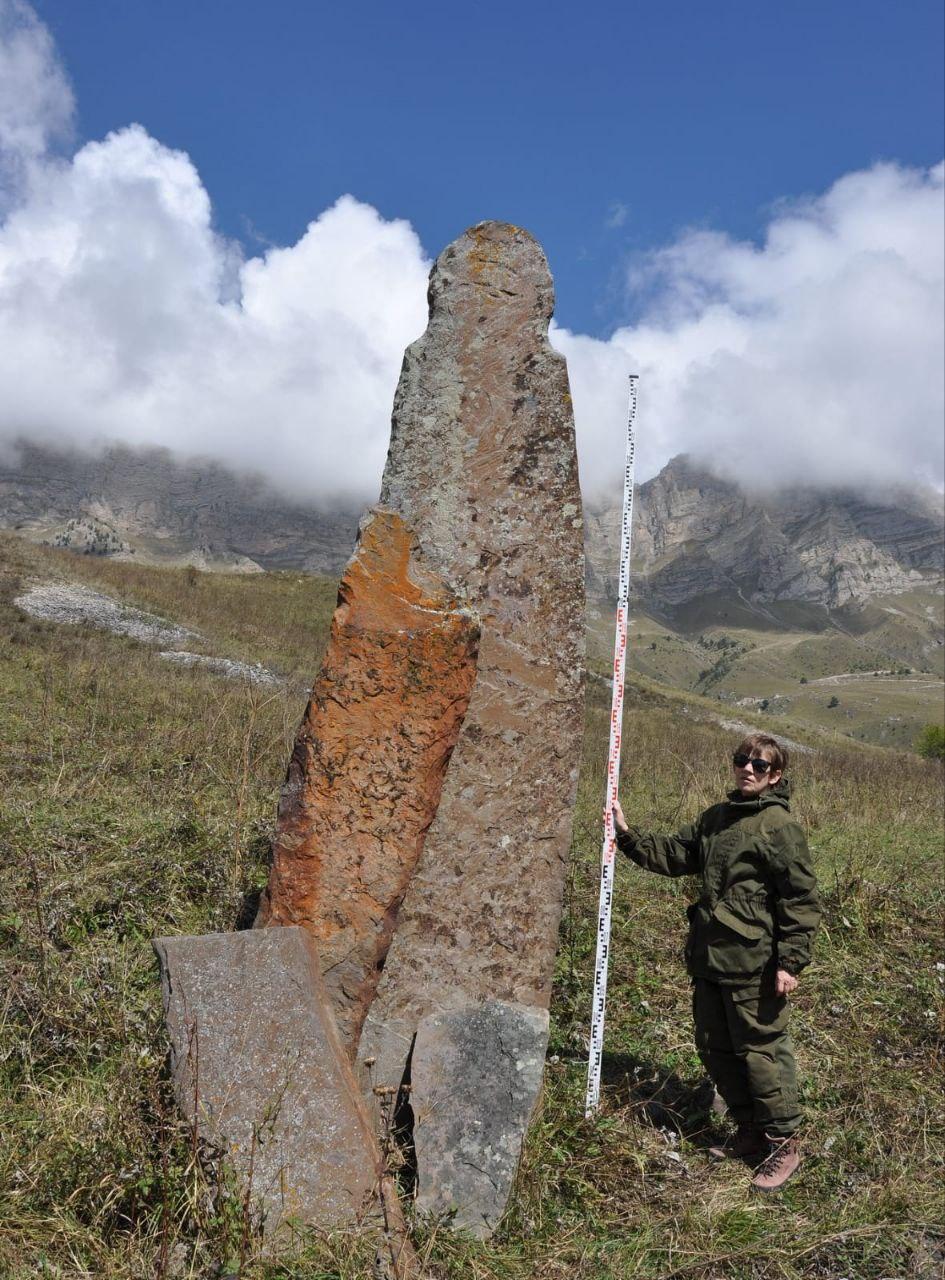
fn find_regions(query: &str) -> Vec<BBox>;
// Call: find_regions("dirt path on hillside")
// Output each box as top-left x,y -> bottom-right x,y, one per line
808,671 -> 943,688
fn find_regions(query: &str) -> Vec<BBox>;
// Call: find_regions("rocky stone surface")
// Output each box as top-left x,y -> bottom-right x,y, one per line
586,454 -> 944,616
152,928 -> 404,1247
159,650 -> 282,685
0,440 -> 358,575
255,508 -> 480,1052
410,1000 -> 549,1236
355,223 -> 584,1224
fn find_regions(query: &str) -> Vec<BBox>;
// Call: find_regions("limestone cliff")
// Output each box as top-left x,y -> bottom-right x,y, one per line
0,440 -> 358,576
3,442 -> 941,621
586,455 -> 944,617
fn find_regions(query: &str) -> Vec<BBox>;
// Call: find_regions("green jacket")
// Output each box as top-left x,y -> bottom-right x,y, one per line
616,780 -> 821,984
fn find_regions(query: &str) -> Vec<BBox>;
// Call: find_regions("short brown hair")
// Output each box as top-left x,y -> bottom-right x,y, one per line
735,733 -> 788,775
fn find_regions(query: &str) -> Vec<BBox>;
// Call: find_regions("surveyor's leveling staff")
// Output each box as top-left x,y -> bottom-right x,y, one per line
585,374 -> 638,1118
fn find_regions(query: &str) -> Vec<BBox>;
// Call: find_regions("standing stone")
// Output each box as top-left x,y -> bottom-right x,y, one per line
256,509 -> 479,1053
410,1001 -> 549,1236
152,926 -> 412,1276
357,222 -> 585,1228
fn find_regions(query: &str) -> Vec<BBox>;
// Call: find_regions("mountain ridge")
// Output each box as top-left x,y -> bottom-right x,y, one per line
2,441 -> 942,628
586,453 -> 943,620
0,440 -> 359,578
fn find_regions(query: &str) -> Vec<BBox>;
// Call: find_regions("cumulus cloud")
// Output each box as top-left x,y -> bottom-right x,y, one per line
0,0 -> 72,185
0,0 -> 941,511
0,3 -> 430,506
557,161 -> 945,499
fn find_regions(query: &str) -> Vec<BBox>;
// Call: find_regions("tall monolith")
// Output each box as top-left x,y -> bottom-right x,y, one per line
355,222 -> 586,1234
253,221 -> 584,1232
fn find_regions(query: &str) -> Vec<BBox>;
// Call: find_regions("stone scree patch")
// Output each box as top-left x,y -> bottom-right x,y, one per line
152,927 -> 408,1251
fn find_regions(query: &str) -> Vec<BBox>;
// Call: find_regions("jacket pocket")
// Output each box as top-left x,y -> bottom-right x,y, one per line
712,901 -> 765,941
703,898 -> 770,979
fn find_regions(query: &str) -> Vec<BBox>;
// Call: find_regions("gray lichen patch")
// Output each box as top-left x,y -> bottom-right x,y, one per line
410,1000 -> 550,1237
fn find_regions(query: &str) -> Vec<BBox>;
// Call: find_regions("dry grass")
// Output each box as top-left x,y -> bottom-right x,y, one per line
0,537 -> 942,1278
0,532 -> 339,678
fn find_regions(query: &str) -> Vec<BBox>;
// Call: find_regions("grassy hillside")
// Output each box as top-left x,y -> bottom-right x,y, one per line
588,590 -> 944,752
1,536 -> 943,1278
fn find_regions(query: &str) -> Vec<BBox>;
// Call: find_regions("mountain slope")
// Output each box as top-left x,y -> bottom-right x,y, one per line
585,454 -> 944,615
0,441 -> 359,576
2,440 -> 942,702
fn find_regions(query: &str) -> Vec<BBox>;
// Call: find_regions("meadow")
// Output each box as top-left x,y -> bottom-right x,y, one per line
0,535 -> 942,1279
587,598 -> 945,754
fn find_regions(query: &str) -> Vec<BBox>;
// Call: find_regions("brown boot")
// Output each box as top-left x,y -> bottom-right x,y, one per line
750,1133 -> 801,1191
708,1124 -> 765,1161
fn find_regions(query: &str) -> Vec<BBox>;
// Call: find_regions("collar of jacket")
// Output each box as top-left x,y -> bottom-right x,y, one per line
725,777 -> 792,812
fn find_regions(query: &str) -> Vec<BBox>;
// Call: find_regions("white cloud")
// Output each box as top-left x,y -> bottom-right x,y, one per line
0,2 -> 430,505
0,1 -> 942,511
0,0 -> 73,185
556,161 -> 945,499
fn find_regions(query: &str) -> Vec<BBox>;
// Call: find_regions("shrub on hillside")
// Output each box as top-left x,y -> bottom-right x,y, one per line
915,723 -> 945,760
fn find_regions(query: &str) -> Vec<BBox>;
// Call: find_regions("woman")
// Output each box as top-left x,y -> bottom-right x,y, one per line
613,732 -> 821,1191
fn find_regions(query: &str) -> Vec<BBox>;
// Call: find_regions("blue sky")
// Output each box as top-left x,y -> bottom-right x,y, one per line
1,0 -> 942,502
31,0 -> 945,336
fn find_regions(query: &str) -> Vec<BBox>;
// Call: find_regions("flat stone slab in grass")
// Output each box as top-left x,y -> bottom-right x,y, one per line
153,927 -> 392,1238
410,1000 -> 549,1237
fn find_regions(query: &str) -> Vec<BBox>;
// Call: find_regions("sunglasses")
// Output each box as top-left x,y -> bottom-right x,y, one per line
732,753 -> 772,775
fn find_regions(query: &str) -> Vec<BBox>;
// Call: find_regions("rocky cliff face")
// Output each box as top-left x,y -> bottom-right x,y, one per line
0,441 -> 359,576
586,455 -> 944,616
3,441 -> 942,623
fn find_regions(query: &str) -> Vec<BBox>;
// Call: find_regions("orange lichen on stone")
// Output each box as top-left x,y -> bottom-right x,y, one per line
338,509 -> 460,630
255,509 -> 479,1055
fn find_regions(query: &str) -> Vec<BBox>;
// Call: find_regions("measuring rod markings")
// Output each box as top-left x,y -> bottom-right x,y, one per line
585,375 -> 638,1118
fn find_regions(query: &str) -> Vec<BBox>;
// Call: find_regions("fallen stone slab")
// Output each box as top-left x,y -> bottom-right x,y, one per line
409,1000 -> 549,1237
152,926 -> 413,1272
255,509 -> 479,1052
356,222 -> 585,1227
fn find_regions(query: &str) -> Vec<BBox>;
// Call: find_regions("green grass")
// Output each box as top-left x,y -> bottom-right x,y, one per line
1,536 -> 943,1278
1,531 -> 340,679
587,594 -> 944,752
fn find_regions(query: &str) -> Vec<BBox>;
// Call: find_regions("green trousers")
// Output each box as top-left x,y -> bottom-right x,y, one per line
692,977 -> 801,1137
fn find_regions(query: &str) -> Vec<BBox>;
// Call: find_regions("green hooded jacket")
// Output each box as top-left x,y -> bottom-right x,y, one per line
616,779 -> 821,984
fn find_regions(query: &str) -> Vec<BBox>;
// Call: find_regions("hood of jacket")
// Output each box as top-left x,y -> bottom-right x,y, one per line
725,777 -> 792,813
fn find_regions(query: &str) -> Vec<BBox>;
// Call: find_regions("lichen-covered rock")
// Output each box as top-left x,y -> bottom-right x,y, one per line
256,509 -> 479,1052
250,221 -> 582,1234
357,222 -> 585,1227
410,1000 -> 549,1237
152,927 -> 410,1260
